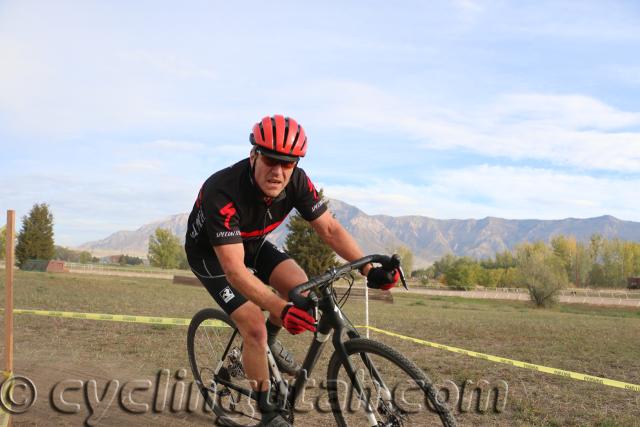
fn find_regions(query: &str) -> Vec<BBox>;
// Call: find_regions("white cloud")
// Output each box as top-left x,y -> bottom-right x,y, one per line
320,165 -> 640,222
0,30 -> 231,138
490,94 -> 640,129
299,82 -> 640,172
0,170 -> 200,246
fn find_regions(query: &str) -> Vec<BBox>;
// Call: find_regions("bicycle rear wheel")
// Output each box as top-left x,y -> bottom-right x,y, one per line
187,308 -> 261,426
326,338 -> 456,427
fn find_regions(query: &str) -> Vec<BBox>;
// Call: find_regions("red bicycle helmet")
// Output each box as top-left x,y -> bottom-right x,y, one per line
250,115 -> 307,161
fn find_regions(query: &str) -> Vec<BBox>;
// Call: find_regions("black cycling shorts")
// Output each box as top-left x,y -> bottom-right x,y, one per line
186,240 -> 290,315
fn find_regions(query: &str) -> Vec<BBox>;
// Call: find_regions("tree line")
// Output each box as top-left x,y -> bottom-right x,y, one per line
413,235 -> 640,292
3,201 -> 339,273
2,203 -> 145,267
7,203 -> 640,303
406,236 -> 640,307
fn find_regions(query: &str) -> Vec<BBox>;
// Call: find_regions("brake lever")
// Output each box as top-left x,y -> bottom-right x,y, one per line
388,254 -> 408,290
398,266 -> 409,290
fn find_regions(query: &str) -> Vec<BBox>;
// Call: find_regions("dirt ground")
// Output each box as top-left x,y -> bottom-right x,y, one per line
9,360 -> 216,426
1,271 -> 640,426
5,326 -> 411,427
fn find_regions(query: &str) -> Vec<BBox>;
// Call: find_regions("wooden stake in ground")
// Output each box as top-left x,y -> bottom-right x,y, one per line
364,280 -> 370,338
5,210 -> 15,375
3,210 -> 15,427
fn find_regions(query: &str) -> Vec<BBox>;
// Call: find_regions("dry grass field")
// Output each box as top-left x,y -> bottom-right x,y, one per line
1,270 -> 639,426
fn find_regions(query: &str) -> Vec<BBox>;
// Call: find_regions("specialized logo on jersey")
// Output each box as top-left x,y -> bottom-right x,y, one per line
220,286 -> 235,303
219,202 -> 237,230
215,230 -> 241,238
307,176 -> 319,200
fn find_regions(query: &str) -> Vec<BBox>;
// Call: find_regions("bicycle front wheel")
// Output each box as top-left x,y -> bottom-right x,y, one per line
187,308 -> 261,427
326,338 -> 456,427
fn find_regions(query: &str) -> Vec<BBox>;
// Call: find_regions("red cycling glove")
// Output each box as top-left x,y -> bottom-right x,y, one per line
366,267 -> 400,290
281,303 -> 317,335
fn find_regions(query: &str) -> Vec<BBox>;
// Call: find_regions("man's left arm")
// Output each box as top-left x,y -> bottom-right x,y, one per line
309,211 -> 373,277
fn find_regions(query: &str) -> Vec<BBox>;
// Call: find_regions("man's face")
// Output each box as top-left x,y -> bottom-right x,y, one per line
250,150 -> 298,198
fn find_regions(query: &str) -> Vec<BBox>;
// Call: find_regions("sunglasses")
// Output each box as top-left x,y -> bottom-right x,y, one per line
259,154 -> 298,170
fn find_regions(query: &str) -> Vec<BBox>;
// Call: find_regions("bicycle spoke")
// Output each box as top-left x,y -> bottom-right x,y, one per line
188,309 -> 263,427
328,339 -> 456,427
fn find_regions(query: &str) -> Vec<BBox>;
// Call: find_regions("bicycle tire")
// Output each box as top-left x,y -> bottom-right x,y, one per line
326,338 -> 456,427
187,308 -> 261,427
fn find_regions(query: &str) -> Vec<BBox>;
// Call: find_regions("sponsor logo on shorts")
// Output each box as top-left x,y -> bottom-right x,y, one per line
220,286 -> 235,303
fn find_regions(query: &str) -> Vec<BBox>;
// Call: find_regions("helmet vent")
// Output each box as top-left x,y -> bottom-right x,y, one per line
270,117 -> 277,150
283,117 -> 290,153
290,126 -> 301,152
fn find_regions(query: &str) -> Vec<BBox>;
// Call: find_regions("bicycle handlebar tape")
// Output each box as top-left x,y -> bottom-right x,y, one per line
382,254 -> 400,270
289,288 -> 312,310
288,254 -> 400,306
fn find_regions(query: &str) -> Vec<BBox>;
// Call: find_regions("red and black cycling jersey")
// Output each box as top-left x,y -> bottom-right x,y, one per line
185,158 -> 327,258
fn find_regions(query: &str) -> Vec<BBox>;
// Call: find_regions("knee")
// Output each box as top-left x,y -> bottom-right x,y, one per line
243,324 -> 267,347
269,259 -> 309,296
231,304 -> 268,346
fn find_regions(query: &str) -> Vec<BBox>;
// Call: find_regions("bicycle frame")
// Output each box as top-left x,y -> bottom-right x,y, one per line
211,254 -> 404,424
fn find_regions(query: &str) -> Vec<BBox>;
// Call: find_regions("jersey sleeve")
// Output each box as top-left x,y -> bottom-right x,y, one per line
201,187 -> 243,246
292,168 -> 328,221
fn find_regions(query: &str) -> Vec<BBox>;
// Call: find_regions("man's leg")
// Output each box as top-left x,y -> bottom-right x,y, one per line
229,301 -> 270,391
263,259 -> 309,375
187,255 -> 266,382
230,302 -> 292,426
268,258 -> 309,325
187,253 -> 290,425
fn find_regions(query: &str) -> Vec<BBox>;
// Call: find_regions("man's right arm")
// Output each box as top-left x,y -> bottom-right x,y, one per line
213,243 -> 287,317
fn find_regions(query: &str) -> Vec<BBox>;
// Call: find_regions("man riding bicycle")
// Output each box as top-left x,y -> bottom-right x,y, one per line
185,114 -> 399,426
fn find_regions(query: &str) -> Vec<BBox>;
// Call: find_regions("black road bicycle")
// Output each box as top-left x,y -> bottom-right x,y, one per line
187,254 -> 456,426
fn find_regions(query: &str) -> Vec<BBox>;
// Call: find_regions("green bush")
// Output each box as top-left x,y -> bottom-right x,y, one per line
516,242 -> 568,307
148,228 -> 183,269
444,257 -> 481,290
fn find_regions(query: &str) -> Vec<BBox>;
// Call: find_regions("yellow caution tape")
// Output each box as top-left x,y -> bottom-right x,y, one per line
8,309 -> 640,393
11,309 -> 228,327
362,325 -> 640,393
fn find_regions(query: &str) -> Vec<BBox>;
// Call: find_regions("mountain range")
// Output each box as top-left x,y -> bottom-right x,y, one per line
78,199 -> 640,267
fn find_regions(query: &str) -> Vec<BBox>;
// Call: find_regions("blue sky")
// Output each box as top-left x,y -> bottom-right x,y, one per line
1,0 -> 639,246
